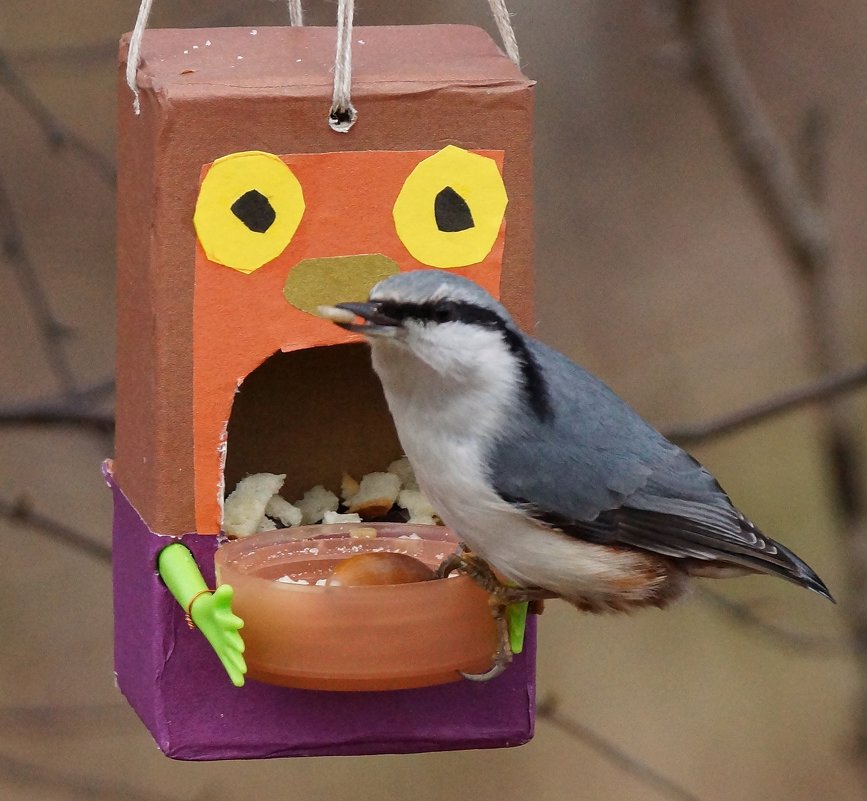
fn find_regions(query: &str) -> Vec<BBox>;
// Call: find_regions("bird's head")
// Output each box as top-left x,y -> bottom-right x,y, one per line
319,270 -> 521,381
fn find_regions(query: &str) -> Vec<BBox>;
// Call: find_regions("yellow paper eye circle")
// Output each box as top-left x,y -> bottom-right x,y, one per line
194,151 -> 305,274
392,146 -> 508,269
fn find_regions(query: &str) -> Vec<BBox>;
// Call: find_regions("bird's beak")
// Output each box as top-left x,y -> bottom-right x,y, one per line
317,302 -> 401,337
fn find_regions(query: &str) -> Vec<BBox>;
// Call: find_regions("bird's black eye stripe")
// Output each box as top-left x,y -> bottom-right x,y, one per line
377,300 -> 502,327
374,299 -> 552,422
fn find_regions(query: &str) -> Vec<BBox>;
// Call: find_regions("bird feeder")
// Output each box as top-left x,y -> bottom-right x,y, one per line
110,23 -> 536,760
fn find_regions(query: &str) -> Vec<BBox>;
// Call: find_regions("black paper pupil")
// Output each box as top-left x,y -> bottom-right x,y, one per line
231,190 -> 276,233
434,186 -> 474,232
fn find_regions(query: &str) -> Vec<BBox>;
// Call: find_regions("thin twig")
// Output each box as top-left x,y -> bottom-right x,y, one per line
0,750 -> 177,801
537,696 -> 706,801
676,1 -> 829,277
0,379 -> 115,432
665,362 -> 867,445
0,171 -> 80,399
0,495 -> 110,564
698,586 -> 846,655
0,407 -> 114,432
0,52 -> 116,185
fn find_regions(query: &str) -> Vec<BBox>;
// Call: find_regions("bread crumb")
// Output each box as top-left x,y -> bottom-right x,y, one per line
396,489 -> 436,522
322,511 -> 363,524
223,473 -> 286,537
388,457 -> 418,490
340,473 -> 360,503
295,485 -> 339,524
348,472 -> 401,519
265,495 -> 303,527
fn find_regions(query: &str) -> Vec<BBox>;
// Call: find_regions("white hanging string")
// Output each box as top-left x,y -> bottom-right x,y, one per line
487,0 -> 520,65
286,0 -> 304,27
328,0 -> 357,133
327,0 -> 520,132
125,0 -> 519,127
126,0 -> 155,115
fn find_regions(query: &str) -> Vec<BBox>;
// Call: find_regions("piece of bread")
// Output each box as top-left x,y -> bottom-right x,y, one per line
387,456 -> 419,490
265,495 -> 303,527
340,473 -> 360,503
295,485 -> 340,524
397,488 -> 439,525
322,510 -> 363,524
347,471 -> 401,519
222,472 -> 286,537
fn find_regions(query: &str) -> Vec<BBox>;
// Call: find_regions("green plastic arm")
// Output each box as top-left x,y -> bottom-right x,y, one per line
157,543 -> 247,687
506,602 -> 529,655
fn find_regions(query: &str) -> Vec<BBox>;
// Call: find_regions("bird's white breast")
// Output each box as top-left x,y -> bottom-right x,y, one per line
369,338 -> 651,602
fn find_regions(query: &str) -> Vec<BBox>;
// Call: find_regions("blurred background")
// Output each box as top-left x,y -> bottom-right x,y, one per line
1,1 -> 865,799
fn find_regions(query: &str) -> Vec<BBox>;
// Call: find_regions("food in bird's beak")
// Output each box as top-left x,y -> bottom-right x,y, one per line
325,552 -> 436,587
315,304 -> 357,325
315,303 -> 401,336
221,458 -> 440,537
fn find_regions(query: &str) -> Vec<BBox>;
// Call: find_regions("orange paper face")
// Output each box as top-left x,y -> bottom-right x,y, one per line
193,148 -> 506,534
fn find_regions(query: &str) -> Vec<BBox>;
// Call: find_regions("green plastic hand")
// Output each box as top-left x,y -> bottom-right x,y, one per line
506,602 -> 529,655
157,543 -> 247,687
189,584 -> 246,688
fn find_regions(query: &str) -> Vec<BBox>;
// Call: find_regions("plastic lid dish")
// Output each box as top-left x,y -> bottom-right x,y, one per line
215,523 -> 498,691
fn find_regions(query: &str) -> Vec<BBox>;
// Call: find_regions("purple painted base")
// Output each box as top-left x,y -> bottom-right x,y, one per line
106,463 -> 536,760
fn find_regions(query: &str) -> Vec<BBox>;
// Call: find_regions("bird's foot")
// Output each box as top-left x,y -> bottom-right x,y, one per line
460,598 -> 513,682
437,548 -> 556,605
438,548 -> 555,682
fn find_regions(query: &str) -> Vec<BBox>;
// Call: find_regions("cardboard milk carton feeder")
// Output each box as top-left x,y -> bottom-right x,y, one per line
110,23 -> 537,760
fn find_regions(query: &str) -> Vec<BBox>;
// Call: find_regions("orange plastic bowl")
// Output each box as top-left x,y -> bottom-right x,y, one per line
214,523 -> 498,691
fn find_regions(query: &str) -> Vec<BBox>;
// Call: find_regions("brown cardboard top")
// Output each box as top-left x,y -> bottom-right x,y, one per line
116,24 -> 535,534
121,25 -> 533,101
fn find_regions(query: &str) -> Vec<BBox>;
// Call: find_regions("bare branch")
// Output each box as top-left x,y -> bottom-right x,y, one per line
0,407 -> 114,432
675,1 -> 829,276
537,695 -> 706,801
665,362 -> 867,445
0,52 -> 116,185
698,587 -> 847,655
0,495 -> 110,564
0,379 -> 115,432
0,171 -> 80,399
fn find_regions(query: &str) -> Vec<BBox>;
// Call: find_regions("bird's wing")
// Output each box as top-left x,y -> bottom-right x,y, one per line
488,339 -> 831,598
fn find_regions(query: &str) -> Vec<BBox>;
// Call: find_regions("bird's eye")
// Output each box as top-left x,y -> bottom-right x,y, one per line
194,151 -> 305,274
392,146 -> 508,269
432,302 -> 460,324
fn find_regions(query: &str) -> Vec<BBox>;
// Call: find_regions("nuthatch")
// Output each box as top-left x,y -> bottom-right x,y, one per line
321,270 -> 832,614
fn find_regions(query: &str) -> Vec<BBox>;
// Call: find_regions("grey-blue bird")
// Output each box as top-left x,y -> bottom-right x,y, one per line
321,270 -> 832,613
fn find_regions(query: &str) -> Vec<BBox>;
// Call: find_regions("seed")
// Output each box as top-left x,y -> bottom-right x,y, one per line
326,552 -> 436,587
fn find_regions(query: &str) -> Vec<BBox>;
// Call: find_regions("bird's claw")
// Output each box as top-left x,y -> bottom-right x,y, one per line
460,604 -> 512,682
439,547 -> 554,682
437,547 -> 556,604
